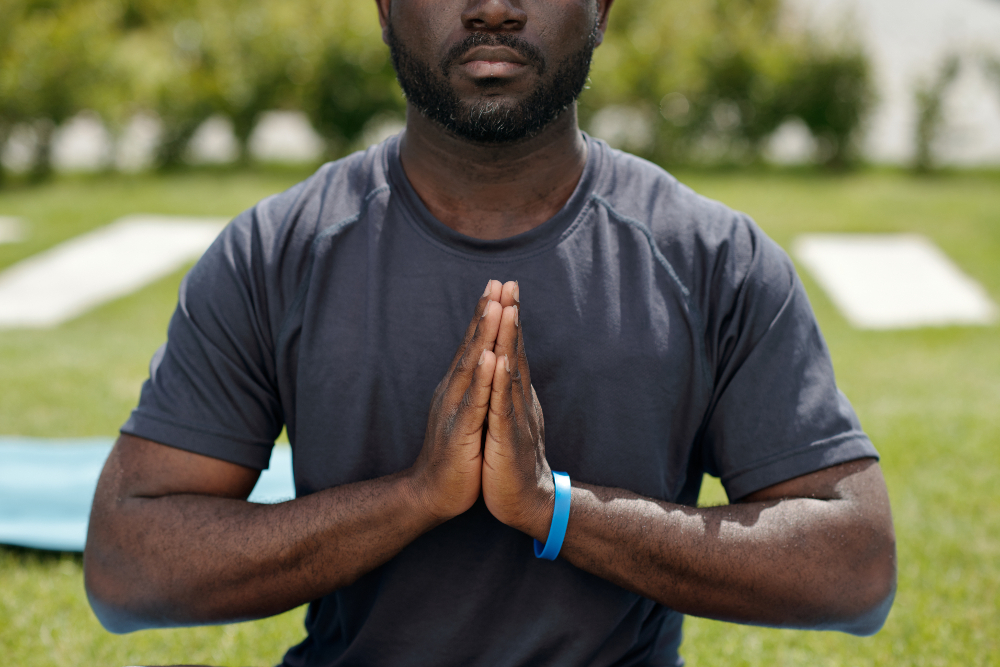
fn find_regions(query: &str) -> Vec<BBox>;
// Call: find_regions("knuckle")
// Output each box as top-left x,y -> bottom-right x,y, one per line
459,388 -> 475,410
454,354 -> 473,375
442,408 -> 459,435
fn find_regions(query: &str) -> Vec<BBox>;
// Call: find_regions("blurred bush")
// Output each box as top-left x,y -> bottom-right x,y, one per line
0,0 -> 873,184
583,0 -> 874,168
0,0 -> 119,181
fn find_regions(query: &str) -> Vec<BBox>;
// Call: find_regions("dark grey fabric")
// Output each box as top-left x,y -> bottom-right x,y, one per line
122,134 -> 877,667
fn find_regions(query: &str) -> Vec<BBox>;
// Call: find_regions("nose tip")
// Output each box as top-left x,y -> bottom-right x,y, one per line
461,0 -> 527,31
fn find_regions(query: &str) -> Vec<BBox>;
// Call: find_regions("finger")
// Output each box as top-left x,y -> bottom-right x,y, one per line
453,349 -> 497,439
492,304 -> 520,389
496,283 -> 531,388
488,279 -> 504,303
491,309 -> 529,438
495,303 -> 532,393
485,352 -> 518,461
445,280 -> 502,376
499,280 -> 519,309
445,299 -> 502,405
512,297 -> 532,391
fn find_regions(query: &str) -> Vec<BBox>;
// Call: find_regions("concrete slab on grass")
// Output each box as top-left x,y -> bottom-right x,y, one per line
0,216 -> 26,243
793,233 -> 998,330
0,215 -> 226,329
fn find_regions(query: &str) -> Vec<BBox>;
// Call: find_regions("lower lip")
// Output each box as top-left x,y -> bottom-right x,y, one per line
461,60 -> 527,78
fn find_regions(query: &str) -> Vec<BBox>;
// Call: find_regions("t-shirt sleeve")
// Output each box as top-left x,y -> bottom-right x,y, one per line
120,209 -> 283,470
700,218 -> 878,501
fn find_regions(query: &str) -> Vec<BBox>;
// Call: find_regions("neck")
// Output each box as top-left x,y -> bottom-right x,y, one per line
399,104 -> 588,240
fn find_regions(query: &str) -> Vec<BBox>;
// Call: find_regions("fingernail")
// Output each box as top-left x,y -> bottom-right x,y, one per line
513,281 -> 520,303
478,349 -> 486,366
482,280 -> 492,297
513,305 -> 519,328
481,300 -> 491,318
504,354 -> 510,372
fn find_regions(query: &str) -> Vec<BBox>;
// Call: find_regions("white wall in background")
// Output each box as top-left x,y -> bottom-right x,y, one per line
249,110 -> 325,163
0,124 -> 38,173
589,105 -> 656,153
185,114 -> 240,165
116,113 -> 162,173
785,0 -> 1000,165
51,112 -> 113,172
764,118 -> 817,165
357,113 -> 406,150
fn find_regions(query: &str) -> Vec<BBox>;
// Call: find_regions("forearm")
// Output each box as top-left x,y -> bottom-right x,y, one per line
84,469 -> 437,633
543,479 -> 895,635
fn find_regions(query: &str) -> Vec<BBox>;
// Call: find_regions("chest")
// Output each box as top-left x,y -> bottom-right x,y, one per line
279,215 -> 711,501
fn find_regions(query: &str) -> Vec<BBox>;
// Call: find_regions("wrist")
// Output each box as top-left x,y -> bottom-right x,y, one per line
399,466 -> 451,529
521,470 -> 558,542
533,471 -> 571,560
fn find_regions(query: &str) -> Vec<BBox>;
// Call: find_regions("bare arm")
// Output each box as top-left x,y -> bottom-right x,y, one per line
84,435 -> 436,633
482,282 -> 896,635
84,281 -> 507,633
555,459 -> 896,635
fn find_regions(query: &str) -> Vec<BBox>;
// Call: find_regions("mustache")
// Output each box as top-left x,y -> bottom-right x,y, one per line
440,33 -> 546,75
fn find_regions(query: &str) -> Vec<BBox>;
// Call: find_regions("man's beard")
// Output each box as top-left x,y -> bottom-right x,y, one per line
387,23 -> 598,144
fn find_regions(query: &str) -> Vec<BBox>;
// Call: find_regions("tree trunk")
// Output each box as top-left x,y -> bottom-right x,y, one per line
29,119 -> 56,183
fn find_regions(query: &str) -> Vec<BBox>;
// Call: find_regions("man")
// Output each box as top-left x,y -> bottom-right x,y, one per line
84,1 -> 896,665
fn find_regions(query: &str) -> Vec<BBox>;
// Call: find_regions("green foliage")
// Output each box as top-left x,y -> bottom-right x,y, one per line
0,0 -> 121,180
0,0 -> 875,180
299,3 -> 404,156
306,43 -> 404,156
913,55 -> 961,173
782,45 -> 874,169
0,0 -> 393,175
585,0 -> 874,168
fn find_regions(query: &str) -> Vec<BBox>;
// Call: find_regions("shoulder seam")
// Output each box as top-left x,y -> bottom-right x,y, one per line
590,193 -> 691,298
276,184 -> 391,344
591,193 -> 714,406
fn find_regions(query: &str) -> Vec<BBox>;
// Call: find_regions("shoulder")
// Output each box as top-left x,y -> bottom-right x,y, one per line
591,141 -> 790,290
215,139 -> 393,279
589,141 -> 800,354
181,139 -> 395,338
237,139 -> 393,263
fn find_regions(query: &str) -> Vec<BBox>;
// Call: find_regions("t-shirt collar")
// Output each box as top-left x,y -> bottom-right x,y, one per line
385,131 -> 604,260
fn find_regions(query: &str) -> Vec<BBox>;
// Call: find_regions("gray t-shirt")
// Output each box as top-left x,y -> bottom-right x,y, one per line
123,134 -> 877,667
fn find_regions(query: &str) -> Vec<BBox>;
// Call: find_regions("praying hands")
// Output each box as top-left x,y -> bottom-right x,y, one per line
409,280 -> 557,543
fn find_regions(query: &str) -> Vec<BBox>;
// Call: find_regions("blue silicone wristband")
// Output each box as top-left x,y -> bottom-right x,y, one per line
534,471 -> 571,561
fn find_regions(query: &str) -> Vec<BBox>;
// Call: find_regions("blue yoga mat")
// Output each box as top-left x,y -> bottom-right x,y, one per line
0,437 -> 295,552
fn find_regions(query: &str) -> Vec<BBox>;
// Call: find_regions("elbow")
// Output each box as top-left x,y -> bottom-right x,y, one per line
85,588 -> 141,635
83,553 -> 138,634
839,581 -> 895,636
83,542 -> 160,634
825,537 -> 898,636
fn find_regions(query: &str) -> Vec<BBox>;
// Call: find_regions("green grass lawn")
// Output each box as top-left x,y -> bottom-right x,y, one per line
1,168 -> 998,665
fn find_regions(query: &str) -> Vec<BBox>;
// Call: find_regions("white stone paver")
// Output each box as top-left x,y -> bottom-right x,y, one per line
794,233 -> 998,330
0,215 -> 226,329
